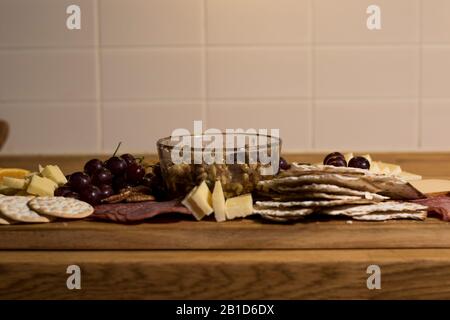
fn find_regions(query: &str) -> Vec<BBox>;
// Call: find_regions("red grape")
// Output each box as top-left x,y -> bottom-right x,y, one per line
279,157 -> 291,170
326,158 -> 347,167
54,186 -> 72,197
80,185 -> 101,205
348,156 -> 370,170
84,159 -> 104,175
99,184 -> 114,199
65,191 -> 80,200
120,153 -> 136,166
323,152 -> 344,165
113,176 -> 131,192
69,172 -> 91,191
141,173 -> 154,188
91,168 -> 113,186
125,163 -> 145,184
105,156 -> 127,175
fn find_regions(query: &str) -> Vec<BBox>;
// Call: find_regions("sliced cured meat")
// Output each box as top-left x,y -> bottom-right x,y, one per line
93,200 -> 191,223
412,195 -> 450,221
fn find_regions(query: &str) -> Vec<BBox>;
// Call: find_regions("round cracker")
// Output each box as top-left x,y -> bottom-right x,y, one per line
0,216 -> 10,225
0,196 -> 49,223
28,196 -> 94,219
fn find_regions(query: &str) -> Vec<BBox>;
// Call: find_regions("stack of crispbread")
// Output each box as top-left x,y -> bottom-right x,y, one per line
255,163 -> 427,222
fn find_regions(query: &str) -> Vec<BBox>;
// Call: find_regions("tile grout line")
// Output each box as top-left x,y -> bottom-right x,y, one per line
94,0 -> 103,153
2,43 -> 442,51
1,97 -> 430,104
418,0 -> 423,149
202,0 -> 208,130
309,0 -> 315,150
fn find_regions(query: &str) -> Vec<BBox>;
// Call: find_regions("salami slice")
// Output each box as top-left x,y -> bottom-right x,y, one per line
93,200 -> 192,223
412,195 -> 450,221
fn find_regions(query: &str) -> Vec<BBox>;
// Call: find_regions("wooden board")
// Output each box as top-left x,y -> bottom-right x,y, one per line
0,218 -> 449,250
2,249 -> 450,299
2,153 -> 450,299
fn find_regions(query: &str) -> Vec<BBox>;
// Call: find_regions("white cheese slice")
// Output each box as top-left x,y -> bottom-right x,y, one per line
212,180 -> 227,222
181,181 -> 213,221
26,175 -> 57,196
225,194 -> 253,220
41,165 -> 67,186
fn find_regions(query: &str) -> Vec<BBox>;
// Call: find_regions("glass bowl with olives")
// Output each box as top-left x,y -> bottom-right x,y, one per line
157,133 -> 281,198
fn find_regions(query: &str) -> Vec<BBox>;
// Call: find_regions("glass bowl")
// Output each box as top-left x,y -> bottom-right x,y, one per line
157,132 -> 281,198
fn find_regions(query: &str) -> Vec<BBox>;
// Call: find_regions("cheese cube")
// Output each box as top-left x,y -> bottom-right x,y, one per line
344,153 -> 354,163
212,180 -> 227,222
41,165 -> 67,186
2,177 -> 26,190
182,181 -> 213,220
225,194 -> 253,220
26,175 -> 57,196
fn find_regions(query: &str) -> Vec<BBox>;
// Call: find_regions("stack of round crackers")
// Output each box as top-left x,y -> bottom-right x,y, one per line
0,195 -> 93,225
255,164 -> 427,222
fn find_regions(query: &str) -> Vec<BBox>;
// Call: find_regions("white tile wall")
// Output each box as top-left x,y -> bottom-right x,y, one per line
0,50 -> 97,101
1,0 -> 450,154
1,102 -> 98,154
314,100 -> 418,151
314,0 -> 420,44
207,101 -> 311,150
421,101 -> 450,150
102,102 -> 203,153
99,0 -> 203,46
0,0 -> 96,48
315,47 -> 419,98
101,49 -> 204,100
207,48 -> 310,98
206,0 -> 310,44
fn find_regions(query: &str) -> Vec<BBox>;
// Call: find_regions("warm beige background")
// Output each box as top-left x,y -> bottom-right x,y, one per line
1,0 -> 450,154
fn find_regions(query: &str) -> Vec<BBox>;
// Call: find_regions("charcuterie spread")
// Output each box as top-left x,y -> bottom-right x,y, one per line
1,136 -> 450,225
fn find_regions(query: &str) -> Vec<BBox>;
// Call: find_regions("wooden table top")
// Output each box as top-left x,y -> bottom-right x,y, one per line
1,153 -> 450,299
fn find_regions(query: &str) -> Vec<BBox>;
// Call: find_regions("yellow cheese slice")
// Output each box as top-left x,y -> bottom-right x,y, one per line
212,180 -> 227,222
41,165 -> 67,186
181,181 -> 213,221
410,179 -> 450,195
225,194 -> 253,220
26,175 -> 57,196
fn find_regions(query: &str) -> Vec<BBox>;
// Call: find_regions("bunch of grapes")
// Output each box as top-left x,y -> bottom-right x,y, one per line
54,148 -> 158,205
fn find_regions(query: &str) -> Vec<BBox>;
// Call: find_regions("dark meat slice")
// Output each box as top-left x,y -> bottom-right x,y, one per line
412,195 -> 450,221
93,200 -> 191,223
